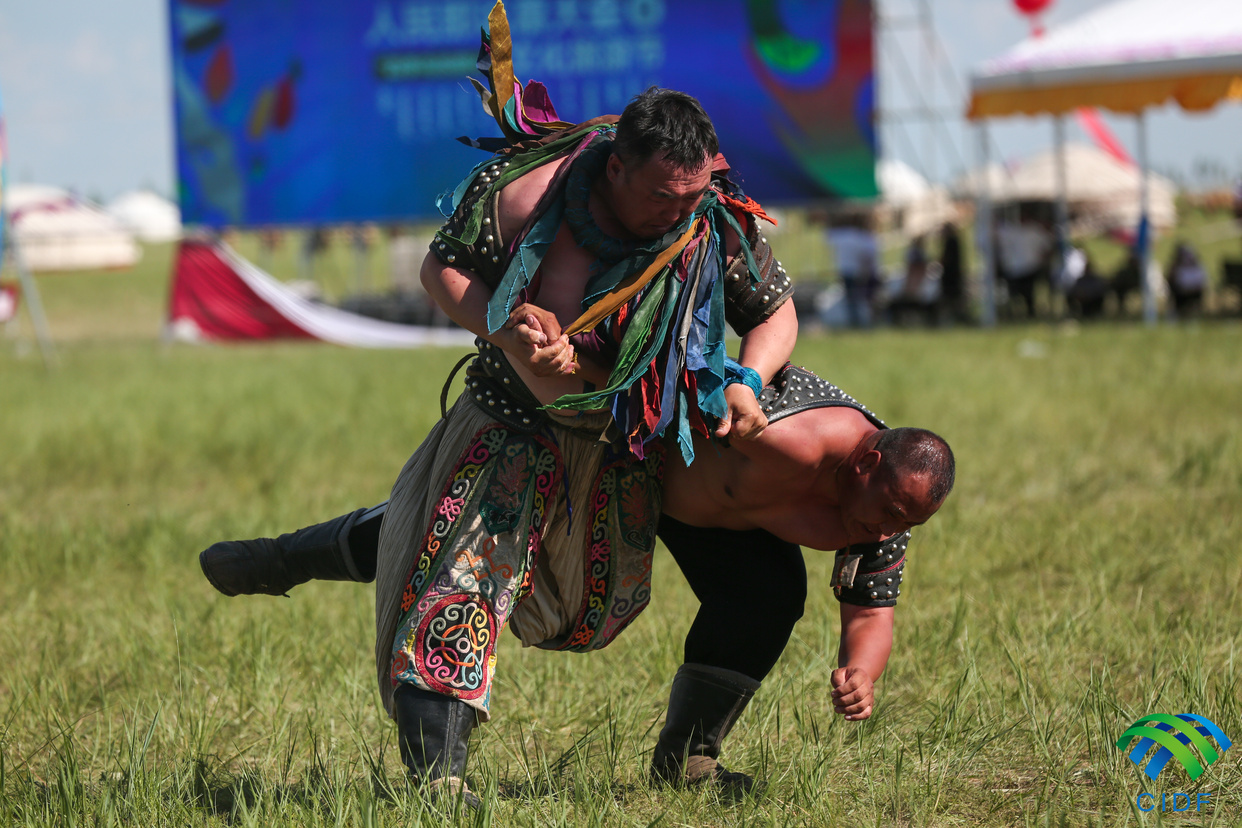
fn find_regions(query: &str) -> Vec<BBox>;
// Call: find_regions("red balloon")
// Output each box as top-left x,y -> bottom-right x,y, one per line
1013,0 -> 1052,14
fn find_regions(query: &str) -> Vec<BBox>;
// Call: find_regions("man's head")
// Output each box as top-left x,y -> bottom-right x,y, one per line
604,88 -> 718,239
840,427 -> 955,539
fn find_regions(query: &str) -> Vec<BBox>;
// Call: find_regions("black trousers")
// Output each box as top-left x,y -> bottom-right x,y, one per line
656,515 -> 807,682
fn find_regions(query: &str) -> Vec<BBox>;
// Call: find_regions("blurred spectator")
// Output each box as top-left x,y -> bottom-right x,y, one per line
825,211 -> 879,328
306,226 -> 329,255
259,227 -> 282,252
1166,242 -> 1206,318
1062,247 -> 1108,320
350,224 -> 375,292
1057,244 -> 1087,294
387,225 -> 422,293
887,235 -> 940,327
938,222 -> 967,323
996,212 -> 1052,319
299,225 -> 330,282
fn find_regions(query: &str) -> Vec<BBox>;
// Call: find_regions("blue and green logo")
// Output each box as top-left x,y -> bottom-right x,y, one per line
1116,714 -> 1232,780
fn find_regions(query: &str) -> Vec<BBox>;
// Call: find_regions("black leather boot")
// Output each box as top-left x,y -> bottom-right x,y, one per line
199,504 -> 383,596
650,663 -> 762,798
394,684 -> 481,810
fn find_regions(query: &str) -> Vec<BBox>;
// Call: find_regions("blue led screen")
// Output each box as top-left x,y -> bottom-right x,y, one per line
171,0 -> 875,227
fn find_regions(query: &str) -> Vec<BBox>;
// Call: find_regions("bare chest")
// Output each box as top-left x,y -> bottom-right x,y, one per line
666,446 -> 807,520
496,221 -> 600,406
531,222 -> 596,328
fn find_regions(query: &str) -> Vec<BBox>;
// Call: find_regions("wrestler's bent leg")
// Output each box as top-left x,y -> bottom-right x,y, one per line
385,425 -> 564,805
657,516 -> 806,681
648,516 -> 807,795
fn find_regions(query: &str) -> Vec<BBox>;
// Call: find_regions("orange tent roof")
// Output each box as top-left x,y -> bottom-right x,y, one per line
968,0 -> 1242,119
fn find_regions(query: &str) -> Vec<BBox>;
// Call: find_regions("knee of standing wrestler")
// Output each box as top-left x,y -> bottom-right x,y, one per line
688,543 -> 806,682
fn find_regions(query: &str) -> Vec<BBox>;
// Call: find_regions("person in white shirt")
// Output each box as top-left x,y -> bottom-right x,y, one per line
995,214 -> 1052,318
826,212 -> 879,328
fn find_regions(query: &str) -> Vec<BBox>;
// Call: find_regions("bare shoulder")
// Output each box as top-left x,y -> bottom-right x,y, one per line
762,405 -> 877,463
496,157 -> 569,238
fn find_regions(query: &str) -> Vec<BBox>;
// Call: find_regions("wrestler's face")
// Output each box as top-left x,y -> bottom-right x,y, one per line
605,151 -> 712,240
841,464 -> 940,542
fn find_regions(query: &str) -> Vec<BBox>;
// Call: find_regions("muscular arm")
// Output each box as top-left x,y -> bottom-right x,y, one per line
420,255 -> 574,375
716,224 -> 799,440
831,604 -> 894,721
419,254 -> 511,343
420,162 -> 576,376
737,299 -> 798,385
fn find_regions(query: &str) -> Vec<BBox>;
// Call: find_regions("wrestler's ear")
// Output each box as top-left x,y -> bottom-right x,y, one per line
855,448 -> 882,477
606,152 -> 626,184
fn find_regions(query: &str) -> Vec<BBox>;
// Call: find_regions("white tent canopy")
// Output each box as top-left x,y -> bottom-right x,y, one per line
5,184 -> 140,272
969,0 -> 1242,118
1008,144 -> 1176,228
966,0 -> 1242,324
877,159 -> 932,204
953,163 -> 1017,201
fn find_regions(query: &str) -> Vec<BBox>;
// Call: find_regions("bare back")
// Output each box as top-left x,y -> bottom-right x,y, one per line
661,406 -> 881,550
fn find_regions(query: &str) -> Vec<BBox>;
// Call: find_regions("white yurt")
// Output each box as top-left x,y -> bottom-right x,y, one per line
6,184 -> 140,271
953,144 -> 1177,231
1007,143 -> 1177,230
877,159 -> 958,238
107,190 -> 182,243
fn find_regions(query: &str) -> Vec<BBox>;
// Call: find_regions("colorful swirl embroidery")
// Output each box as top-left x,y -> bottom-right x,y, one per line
413,594 -> 496,698
558,446 -> 663,651
390,424 -> 563,707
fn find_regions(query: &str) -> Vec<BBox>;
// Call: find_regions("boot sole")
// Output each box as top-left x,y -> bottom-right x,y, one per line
649,768 -> 764,801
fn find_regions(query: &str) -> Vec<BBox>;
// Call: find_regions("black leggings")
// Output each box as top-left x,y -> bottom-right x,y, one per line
656,515 -> 807,682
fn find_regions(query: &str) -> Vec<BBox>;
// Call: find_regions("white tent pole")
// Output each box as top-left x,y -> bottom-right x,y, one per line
976,122 -> 996,327
1053,114 -> 1070,312
918,0 -> 936,183
1137,110 -> 1156,325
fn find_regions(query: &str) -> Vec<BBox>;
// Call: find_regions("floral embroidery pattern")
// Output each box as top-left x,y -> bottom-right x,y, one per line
557,445 -> 664,651
391,424 -> 561,712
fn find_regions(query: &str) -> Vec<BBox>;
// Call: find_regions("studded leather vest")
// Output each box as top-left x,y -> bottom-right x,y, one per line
756,364 -> 909,610
757,364 -> 886,428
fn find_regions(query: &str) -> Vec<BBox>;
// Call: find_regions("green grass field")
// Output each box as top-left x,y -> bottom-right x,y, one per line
2,244 -> 1241,826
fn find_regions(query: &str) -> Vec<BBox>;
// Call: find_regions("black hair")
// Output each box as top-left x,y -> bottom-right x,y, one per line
613,87 -> 719,172
874,427 -> 956,503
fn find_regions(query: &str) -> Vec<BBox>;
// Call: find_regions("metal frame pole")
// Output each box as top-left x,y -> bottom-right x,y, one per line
8,231 -> 57,367
976,122 -> 996,327
1137,110 -> 1157,324
1052,114 -> 1070,315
